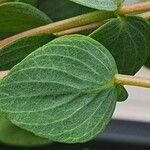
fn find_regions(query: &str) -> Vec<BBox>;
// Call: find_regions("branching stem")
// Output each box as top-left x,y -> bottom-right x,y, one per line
115,74 -> 150,88
0,2 -> 150,47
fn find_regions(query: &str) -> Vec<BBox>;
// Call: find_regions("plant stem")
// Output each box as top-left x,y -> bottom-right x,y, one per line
55,11 -> 150,36
115,74 -> 150,88
0,11 -> 113,47
139,12 -> 150,19
55,21 -> 103,36
0,2 -> 150,47
118,2 -> 150,15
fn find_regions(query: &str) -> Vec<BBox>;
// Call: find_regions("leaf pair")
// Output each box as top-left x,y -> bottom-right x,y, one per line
0,5 -> 149,145
0,35 -> 119,143
3,17 -> 148,115
1,15 -> 148,112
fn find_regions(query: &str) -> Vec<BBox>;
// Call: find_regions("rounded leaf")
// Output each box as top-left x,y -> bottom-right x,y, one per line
0,35 -> 118,143
0,2 -> 52,33
90,16 -> 150,75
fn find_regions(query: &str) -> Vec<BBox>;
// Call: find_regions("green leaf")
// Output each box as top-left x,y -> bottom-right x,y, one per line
0,35 -> 118,143
145,20 -> 150,68
116,85 -> 128,102
69,0 -> 124,11
0,112 -> 51,146
90,16 -> 150,75
18,0 -> 38,6
0,2 -> 52,33
0,0 -> 38,6
39,0 -> 93,21
0,33 -> 14,40
0,33 -> 56,71
145,55 -> 150,68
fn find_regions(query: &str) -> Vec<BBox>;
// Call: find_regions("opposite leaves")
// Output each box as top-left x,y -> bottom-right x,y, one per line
0,35 -> 118,143
69,0 -> 124,11
90,16 -> 150,75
